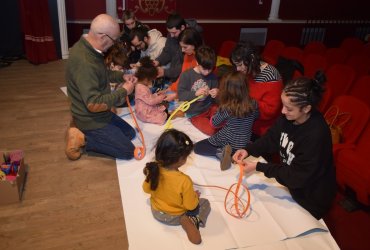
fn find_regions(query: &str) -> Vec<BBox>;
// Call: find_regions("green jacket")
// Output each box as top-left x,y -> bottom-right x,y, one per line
66,36 -> 127,130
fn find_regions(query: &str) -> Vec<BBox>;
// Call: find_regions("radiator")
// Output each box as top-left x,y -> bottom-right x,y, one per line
356,26 -> 370,41
300,20 -> 326,46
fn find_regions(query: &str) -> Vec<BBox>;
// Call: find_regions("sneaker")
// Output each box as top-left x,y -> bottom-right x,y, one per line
219,145 -> 232,171
65,127 -> 85,160
180,215 -> 201,244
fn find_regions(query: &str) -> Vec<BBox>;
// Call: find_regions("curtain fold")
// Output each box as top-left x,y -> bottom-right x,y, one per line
20,0 -> 57,64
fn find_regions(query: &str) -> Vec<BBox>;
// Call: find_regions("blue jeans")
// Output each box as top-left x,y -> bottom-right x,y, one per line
82,113 -> 136,159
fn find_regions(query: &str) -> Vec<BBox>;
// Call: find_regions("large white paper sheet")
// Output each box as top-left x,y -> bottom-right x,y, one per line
115,107 -> 339,250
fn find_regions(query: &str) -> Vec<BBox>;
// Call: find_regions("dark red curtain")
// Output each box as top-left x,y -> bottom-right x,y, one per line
19,0 -> 57,64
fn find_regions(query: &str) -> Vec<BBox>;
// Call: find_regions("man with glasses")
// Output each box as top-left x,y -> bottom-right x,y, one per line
129,26 -> 166,61
65,14 -> 138,161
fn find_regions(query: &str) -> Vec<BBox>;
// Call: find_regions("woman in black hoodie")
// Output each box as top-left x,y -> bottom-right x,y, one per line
233,71 -> 336,219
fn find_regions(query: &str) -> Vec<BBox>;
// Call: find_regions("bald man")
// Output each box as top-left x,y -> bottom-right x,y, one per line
65,14 -> 137,160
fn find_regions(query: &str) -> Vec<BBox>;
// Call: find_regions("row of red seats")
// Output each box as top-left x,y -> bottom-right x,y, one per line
261,38 -> 370,113
263,38 -> 370,79
263,37 -> 370,65
318,65 -> 367,112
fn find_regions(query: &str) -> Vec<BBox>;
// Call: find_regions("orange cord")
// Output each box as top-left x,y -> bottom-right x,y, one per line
126,96 -> 146,160
194,163 -> 250,219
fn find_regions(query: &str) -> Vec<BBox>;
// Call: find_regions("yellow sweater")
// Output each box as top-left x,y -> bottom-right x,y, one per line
143,167 -> 199,215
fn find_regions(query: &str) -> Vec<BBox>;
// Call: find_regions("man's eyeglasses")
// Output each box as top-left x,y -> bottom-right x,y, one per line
101,33 -> 121,43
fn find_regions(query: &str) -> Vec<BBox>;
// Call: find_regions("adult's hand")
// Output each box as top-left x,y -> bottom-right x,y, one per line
241,160 -> 257,174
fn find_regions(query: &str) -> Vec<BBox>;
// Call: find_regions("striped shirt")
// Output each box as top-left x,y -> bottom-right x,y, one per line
208,103 -> 259,152
254,64 -> 281,83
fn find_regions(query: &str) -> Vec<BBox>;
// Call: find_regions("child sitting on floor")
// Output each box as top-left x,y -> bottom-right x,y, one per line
177,45 -> 219,135
143,129 -> 211,245
134,56 -> 168,125
194,70 -> 259,170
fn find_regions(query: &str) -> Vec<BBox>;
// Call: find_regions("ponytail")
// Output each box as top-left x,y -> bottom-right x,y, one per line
143,161 -> 160,190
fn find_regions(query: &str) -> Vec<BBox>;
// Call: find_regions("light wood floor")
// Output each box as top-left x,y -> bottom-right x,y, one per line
0,60 -> 129,250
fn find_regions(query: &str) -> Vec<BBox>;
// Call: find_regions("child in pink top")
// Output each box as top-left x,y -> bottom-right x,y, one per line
135,57 -> 168,125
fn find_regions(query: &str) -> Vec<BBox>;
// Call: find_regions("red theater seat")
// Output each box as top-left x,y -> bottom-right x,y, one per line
318,85 -> 332,113
361,42 -> 370,57
325,64 -> 356,104
345,54 -> 370,78
303,41 -> 327,57
218,40 -> 237,58
302,54 -> 328,78
329,95 -> 370,157
324,48 -> 348,67
262,39 -> 285,65
340,37 -> 364,56
280,46 -> 304,64
336,122 -> 370,205
349,75 -> 370,107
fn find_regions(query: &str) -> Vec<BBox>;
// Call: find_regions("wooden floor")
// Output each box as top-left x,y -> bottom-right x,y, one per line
0,60 -> 129,250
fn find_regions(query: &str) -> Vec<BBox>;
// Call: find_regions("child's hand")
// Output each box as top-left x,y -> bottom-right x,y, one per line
130,63 -> 139,69
123,74 -> 138,85
156,89 -> 166,96
164,92 -> 177,101
111,64 -> 123,72
195,87 -> 209,97
232,149 -> 249,164
209,88 -> 219,98
153,60 -> 160,67
157,67 -> 164,78
155,92 -> 166,101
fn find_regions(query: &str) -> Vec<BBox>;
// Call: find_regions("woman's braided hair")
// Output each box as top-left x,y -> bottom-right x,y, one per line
283,70 -> 327,109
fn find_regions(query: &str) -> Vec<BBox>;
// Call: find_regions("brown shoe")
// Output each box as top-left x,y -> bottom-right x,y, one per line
220,145 -> 232,171
65,127 -> 85,160
180,215 -> 202,245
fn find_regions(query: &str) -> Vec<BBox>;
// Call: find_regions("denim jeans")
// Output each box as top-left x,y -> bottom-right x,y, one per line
82,113 -> 136,159
185,204 -> 200,217
194,139 -> 218,157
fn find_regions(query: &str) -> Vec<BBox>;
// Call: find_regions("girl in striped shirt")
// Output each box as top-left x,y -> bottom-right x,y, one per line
194,70 -> 259,170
